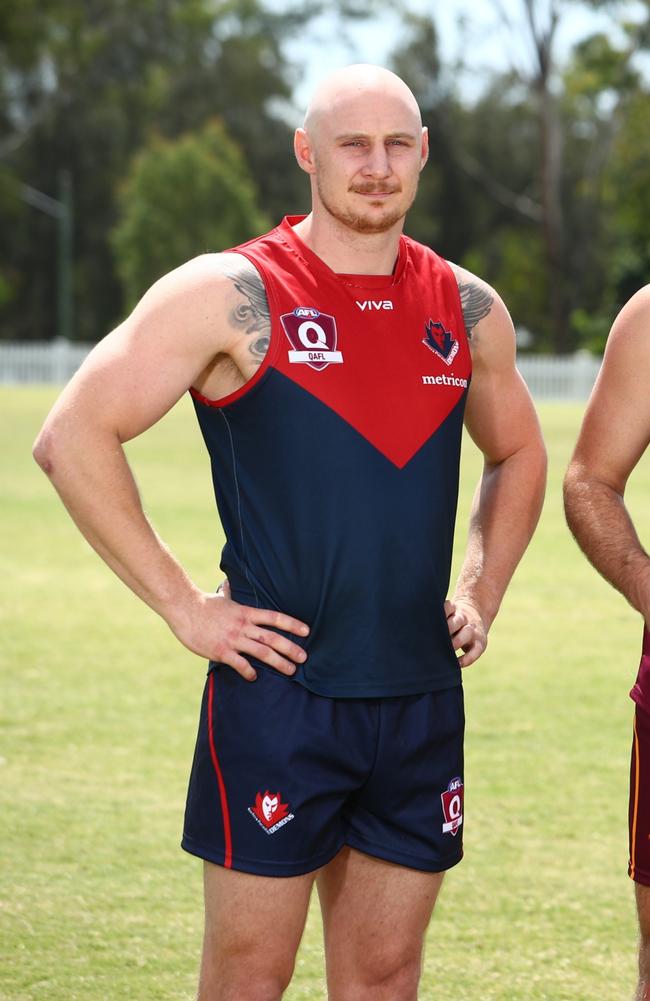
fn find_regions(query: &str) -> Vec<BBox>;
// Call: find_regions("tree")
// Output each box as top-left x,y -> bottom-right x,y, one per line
389,1 -> 650,352
111,119 -> 270,306
0,0 -> 318,342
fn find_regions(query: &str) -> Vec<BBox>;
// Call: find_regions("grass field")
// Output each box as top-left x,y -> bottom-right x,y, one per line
2,386 -> 649,1000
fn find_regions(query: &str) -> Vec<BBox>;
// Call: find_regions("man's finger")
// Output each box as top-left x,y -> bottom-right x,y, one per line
222,652 -> 257,681
238,637 -> 299,675
246,627 -> 307,663
451,623 -> 475,650
447,612 -> 468,635
250,607 -> 310,637
458,642 -> 484,668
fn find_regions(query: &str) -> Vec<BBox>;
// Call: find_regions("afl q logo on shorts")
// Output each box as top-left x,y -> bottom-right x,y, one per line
281,307 -> 344,372
441,777 -> 464,836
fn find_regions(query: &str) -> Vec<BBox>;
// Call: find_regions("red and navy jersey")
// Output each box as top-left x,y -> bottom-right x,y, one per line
191,216 -> 471,698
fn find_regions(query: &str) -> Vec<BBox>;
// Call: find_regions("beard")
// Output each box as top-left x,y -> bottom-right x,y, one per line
316,176 -> 417,234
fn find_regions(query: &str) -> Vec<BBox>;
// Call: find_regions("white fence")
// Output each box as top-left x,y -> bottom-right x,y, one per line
0,339 -> 93,385
0,339 -> 603,401
517,351 -> 601,401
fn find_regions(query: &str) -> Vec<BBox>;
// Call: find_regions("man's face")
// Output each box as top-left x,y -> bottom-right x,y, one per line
308,91 -> 427,236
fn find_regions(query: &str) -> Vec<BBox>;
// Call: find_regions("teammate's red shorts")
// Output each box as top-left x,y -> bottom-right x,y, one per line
629,703 -> 650,885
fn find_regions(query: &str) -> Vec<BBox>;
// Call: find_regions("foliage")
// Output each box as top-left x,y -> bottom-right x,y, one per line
0,0 -> 314,342
111,119 -> 270,306
391,1 -> 650,353
1,1 -> 649,349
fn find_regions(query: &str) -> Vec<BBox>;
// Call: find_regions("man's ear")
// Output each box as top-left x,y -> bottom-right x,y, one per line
420,126 -> 429,172
294,128 -> 317,175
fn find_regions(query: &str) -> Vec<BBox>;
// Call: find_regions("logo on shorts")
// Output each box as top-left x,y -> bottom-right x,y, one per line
248,790 -> 295,835
440,777 -> 463,836
423,320 -> 459,366
280,307 -> 343,371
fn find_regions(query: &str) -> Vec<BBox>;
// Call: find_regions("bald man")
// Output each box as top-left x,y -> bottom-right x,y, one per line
34,65 -> 546,1001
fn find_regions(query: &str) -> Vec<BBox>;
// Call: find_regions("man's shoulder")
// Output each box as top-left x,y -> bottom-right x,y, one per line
444,262 -> 499,345
604,284 -> 650,361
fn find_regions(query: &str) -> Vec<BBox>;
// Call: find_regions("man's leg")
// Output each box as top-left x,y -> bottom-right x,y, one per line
317,847 -> 444,1001
635,884 -> 650,1001
197,861 -> 317,1001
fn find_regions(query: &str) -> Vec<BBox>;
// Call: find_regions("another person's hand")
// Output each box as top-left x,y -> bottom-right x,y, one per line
171,582 -> 309,681
444,599 -> 487,668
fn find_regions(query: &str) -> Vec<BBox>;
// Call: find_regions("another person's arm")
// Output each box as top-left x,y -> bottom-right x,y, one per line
446,267 -> 547,666
564,286 -> 650,622
33,254 -> 309,681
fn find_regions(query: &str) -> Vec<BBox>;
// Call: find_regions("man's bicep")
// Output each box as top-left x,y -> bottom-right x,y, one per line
463,297 -> 542,464
50,255 -> 234,441
464,365 -> 540,464
572,327 -> 650,492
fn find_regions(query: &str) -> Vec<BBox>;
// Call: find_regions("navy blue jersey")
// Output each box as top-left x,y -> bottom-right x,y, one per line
191,216 -> 471,697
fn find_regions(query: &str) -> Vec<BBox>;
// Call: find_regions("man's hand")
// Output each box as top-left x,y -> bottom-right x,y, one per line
172,584 -> 310,682
444,599 -> 487,668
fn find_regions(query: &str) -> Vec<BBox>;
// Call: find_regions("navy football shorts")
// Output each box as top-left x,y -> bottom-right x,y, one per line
182,664 -> 465,877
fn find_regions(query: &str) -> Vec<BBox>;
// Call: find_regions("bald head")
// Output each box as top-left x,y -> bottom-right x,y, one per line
304,64 -> 422,139
294,64 -> 428,238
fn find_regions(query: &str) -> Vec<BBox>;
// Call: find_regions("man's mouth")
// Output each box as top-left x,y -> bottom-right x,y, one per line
351,186 -> 399,197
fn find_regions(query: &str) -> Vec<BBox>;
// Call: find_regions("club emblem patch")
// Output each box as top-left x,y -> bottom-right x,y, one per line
281,307 -> 343,371
440,777 -> 463,836
248,790 -> 295,835
422,319 -> 459,366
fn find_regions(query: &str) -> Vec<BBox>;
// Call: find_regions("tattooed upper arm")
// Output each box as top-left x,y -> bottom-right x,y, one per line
219,255 -> 271,367
457,280 -> 494,340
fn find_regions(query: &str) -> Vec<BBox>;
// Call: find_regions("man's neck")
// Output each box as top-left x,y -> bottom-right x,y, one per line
291,212 -> 403,276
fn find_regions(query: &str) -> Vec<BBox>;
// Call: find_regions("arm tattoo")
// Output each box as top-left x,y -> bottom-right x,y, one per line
458,281 -> 494,339
223,259 -> 271,365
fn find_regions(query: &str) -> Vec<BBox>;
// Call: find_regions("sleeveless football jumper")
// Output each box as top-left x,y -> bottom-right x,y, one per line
191,216 -> 472,698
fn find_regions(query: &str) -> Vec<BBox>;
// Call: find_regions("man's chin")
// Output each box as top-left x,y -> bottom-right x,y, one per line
341,207 -> 406,234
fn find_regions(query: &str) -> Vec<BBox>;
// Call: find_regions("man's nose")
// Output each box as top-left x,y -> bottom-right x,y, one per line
361,144 -> 391,178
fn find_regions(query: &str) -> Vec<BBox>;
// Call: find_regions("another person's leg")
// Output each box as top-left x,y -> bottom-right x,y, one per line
317,847 -> 443,1001
197,862 -> 316,1001
635,885 -> 650,1001
630,704 -> 650,1000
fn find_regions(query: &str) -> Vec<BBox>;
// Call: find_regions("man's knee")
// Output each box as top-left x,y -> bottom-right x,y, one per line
198,973 -> 292,1001
198,939 -> 296,1001
331,949 -> 422,1001
198,966 -> 294,1001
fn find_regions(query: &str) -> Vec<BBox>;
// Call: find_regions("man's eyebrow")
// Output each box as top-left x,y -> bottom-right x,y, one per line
334,131 -> 418,142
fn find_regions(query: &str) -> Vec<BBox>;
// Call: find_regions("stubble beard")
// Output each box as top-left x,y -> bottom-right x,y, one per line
316,175 -> 418,235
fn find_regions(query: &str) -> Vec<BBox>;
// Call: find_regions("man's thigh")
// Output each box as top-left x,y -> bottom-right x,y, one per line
198,861 -> 316,1001
317,847 -> 444,1001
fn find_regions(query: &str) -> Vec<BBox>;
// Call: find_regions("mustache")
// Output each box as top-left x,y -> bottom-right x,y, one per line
351,184 -> 401,195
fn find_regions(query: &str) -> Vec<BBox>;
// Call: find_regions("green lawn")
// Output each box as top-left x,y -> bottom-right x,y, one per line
2,387 -> 648,1000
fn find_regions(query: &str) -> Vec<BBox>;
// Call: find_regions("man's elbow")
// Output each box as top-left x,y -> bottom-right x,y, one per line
563,461 -> 590,534
32,424 -> 57,478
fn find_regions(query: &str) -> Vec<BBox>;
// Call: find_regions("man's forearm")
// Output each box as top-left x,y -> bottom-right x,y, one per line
453,442 -> 546,628
564,469 -> 650,621
34,422 -> 197,632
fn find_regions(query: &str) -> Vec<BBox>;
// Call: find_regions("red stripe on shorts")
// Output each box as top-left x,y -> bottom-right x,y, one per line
207,672 -> 233,869
630,710 -> 641,881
